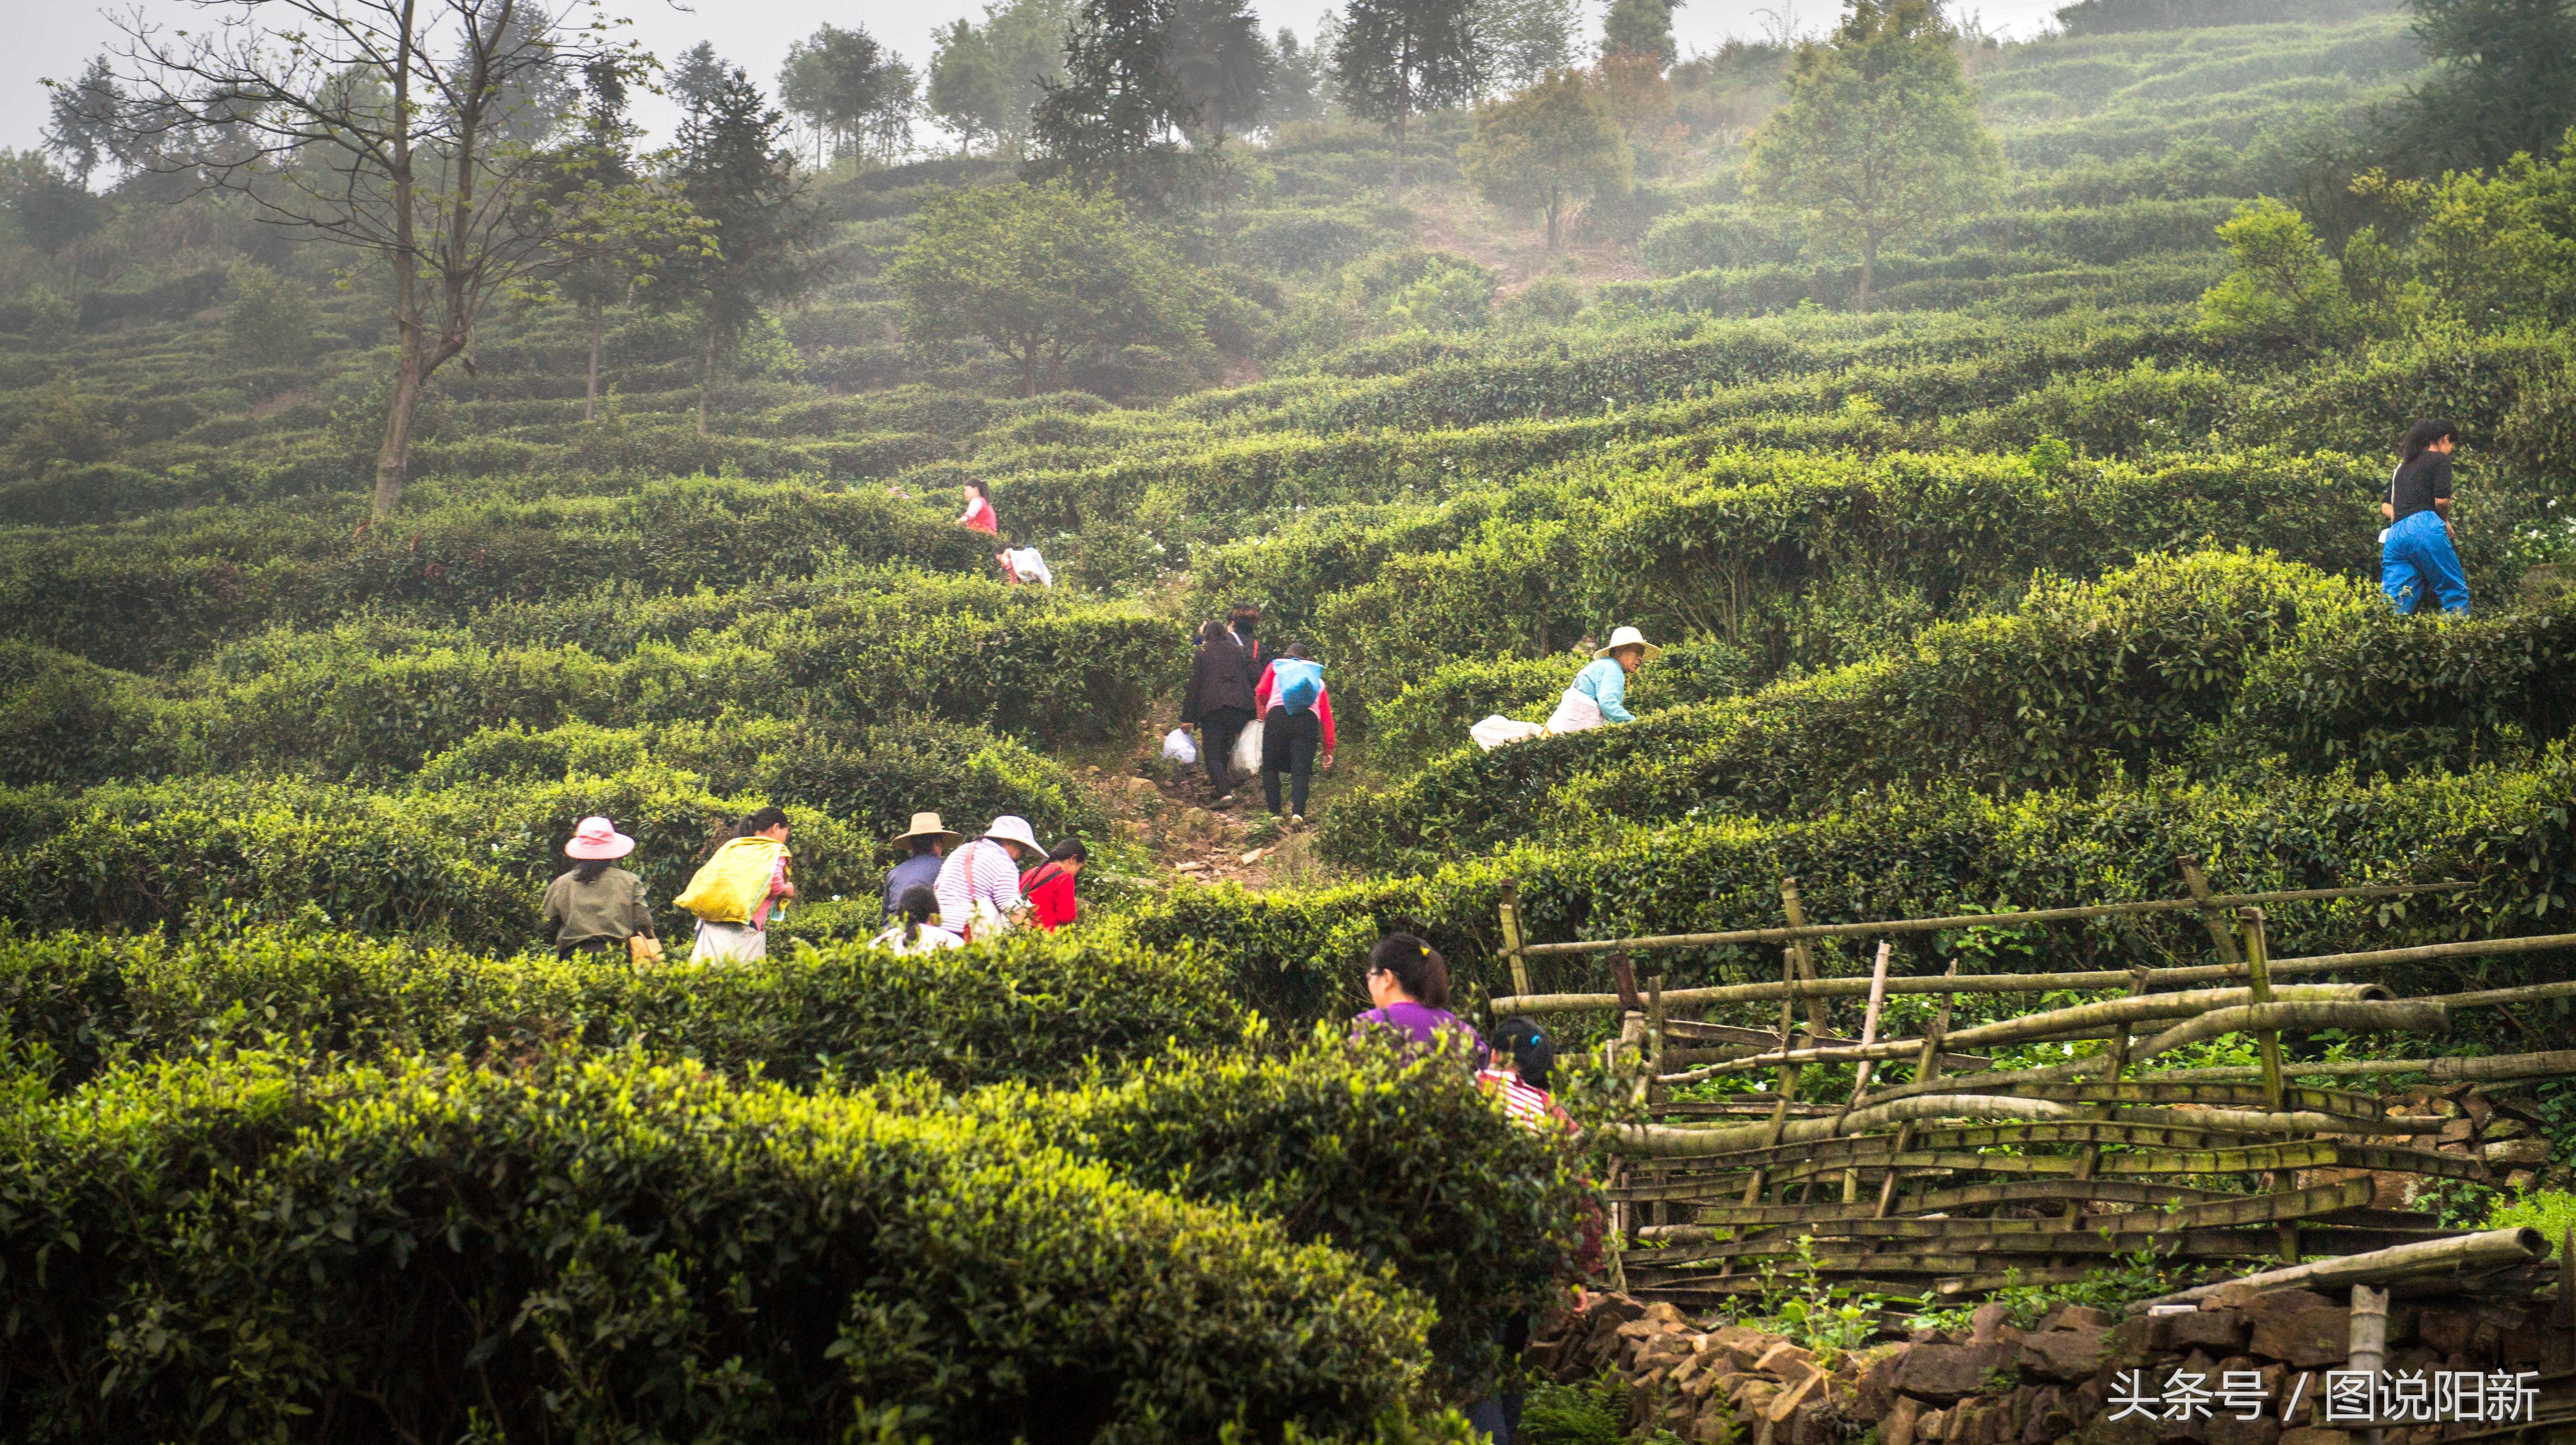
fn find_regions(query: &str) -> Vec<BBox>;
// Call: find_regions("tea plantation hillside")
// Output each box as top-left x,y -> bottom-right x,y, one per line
5,0 -> 2576,1434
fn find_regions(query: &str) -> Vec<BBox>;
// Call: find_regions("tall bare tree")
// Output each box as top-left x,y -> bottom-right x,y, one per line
101,0 -> 638,519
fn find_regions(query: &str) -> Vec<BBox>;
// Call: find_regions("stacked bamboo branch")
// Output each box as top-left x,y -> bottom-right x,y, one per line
1490,868 -> 2576,1302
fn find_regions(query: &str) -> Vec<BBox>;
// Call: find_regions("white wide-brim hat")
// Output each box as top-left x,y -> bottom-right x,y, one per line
984,815 -> 1046,855
1594,625 -> 1663,661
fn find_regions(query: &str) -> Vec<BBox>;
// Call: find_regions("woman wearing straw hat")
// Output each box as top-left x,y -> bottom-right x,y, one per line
881,812 -> 962,924
542,815 -> 659,961
1545,625 -> 1660,735
932,815 -> 1046,942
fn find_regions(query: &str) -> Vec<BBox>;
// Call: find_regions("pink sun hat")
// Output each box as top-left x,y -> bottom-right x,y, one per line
564,815 -> 636,860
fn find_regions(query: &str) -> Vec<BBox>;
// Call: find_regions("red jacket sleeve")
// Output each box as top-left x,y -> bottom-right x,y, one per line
1316,686 -> 1336,753
1253,661 -> 1276,715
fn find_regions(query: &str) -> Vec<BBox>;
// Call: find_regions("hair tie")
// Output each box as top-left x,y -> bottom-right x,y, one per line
1418,943 -> 1430,957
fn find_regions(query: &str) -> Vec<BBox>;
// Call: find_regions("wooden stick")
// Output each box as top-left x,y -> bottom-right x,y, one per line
2139,1228 -> 2547,1307
1497,878 -> 1531,1003
1491,928 -> 2576,1015
1510,881 -> 2473,959
2241,907 -> 2300,1262
1877,962 -> 1957,1220
1680,984 -> 2388,1076
1833,941 -> 1893,1204
1743,946 -> 1802,1208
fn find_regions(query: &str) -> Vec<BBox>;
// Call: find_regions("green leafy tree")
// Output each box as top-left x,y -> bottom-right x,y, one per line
1334,0 -> 1486,198
2194,198 -> 2356,346
1461,69 -> 1632,249
536,60 -> 713,421
2387,135 -> 2576,332
1030,0 -> 1269,208
927,0 -> 1077,158
0,150 -> 108,252
1268,27 -> 1337,126
778,24 -> 918,168
1600,0 -> 1679,68
1745,0 -> 2000,309
224,263 -> 319,365
2378,0 -> 2576,173
94,0 -> 639,519
1476,0 -> 1579,91
661,68 -> 828,434
888,180 -> 1211,396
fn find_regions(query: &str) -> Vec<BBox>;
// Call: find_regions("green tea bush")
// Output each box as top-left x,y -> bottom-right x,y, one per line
0,925 -> 1244,1094
0,771 -> 874,950
1122,746 -> 2576,1025
975,1036 -> 1597,1370
1325,551 -> 2359,866
0,1050 -> 1428,1441
1365,640 -> 1756,779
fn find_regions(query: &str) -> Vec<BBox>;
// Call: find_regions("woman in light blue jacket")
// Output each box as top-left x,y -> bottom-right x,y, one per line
1546,626 -> 1659,732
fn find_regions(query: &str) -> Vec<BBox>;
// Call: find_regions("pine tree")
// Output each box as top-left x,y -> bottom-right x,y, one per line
1333,0 -> 1486,198
663,69 -> 828,434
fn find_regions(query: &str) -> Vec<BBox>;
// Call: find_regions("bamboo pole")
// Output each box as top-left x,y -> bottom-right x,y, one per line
1510,881 -> 2472,959
1876,963 -> 1956,1219
2138,1228 -> 2548,1307
2241,907 -> 2300,1262
1497,879 -> 1531,1003
1681,984 -> 2389,1077
1780,879 -> 1833,1207
1490,926 -> 2576,1016
1833,941 -> 1894,1204
2066,963 -> 2151,1236
1742,946 -> 1803,1208
2149,1051 -> 2576,1082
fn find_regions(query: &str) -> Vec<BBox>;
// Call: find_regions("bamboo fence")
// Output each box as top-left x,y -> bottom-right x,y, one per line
1487,864 -> 2576,1304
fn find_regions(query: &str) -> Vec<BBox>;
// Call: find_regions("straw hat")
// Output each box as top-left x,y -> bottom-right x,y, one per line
984,815 -> 1046,856
1594,625 -> 1663,661
892,811 -> 963,847
564,815 -> 636,860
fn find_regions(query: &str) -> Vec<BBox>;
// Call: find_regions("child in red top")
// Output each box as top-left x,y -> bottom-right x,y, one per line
1018,838 -> 1086,930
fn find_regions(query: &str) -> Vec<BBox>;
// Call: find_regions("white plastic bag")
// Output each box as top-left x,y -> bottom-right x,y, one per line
1545,687 -> 1605,735
1161,727 -> 1199,765
1232,718 -> 1265,778
1471,714 -> 1549,751
1001,546 -> 1054,587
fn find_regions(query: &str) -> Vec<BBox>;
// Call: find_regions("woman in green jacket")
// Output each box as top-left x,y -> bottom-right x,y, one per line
542,815 -> 658,960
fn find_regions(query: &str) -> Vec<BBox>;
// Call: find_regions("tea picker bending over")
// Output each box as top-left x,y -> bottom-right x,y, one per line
675,807 -> 795,964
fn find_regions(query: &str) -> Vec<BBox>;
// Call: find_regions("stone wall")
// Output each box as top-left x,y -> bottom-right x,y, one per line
1536,1284 -> 2557,1445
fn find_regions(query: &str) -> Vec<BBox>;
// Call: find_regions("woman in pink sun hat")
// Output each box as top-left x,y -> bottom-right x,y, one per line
542,815 -> 659,962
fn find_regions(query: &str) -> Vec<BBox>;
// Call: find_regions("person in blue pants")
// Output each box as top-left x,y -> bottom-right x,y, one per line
2381,419 -> 2469,616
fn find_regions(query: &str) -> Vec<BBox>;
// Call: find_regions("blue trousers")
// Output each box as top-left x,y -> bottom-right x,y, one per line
2381,510 -> 2469,615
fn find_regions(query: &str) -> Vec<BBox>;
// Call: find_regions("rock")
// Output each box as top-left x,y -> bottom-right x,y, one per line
2247,1301 -> 2348,1370
2153,1311 -> 2248,1355
1121,775 -> 1157,797
2439,1118 -> 2476,1144
1971,1303 -> 2017,1345
1896,1343 -> 2002,1403
2460,1092 -> 2495,1127
1642,1301 -> 1690,1329
1690,1401 -> 1736,1445
1918,1408 -> 1949,1444
2483,1136 -> 2549,1167
2484,1116 -> 2529,1140
1788,1397 -> 1835,1445
2040,1306 -> 2116,1332
2101,1318 -> 2158,1374
2508,1168 -> 2538,1190
1755,1341 -> 1819,1383
1173,860 -> 1205,872
1237,847 -> 1266,866
2023,1385 -> 2074,1445
1886,1395 -> 1925,1445
2019,1327 -> 2110,1383
1858,1345 -> 1911,1418
2204,1416 -> 2279,1445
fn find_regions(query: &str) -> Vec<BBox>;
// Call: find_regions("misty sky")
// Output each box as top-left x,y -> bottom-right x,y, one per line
3,0 -> 2066,161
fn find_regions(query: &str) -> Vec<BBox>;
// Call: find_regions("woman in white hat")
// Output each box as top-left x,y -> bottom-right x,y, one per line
1546,626 -> 1660,734
542,815 -> 658,961
932,815 -> 1046,942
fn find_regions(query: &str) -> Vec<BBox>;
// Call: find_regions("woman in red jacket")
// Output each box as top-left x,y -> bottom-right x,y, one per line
1019,838 -> 1087,930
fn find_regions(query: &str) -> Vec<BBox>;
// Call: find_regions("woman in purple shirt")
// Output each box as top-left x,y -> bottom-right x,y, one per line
1350,932 -> 1490,1069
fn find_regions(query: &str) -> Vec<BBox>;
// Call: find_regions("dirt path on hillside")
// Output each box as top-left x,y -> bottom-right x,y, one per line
1079,704 -> 1359,895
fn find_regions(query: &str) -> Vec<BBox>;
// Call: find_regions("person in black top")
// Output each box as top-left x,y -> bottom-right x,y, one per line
1180,620 -> 1258,804
2381,418 -> 2469,616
